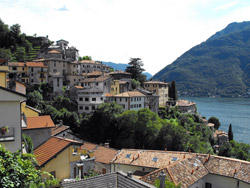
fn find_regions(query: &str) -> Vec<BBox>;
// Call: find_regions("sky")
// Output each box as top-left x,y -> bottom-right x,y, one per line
1,0 -> 250,75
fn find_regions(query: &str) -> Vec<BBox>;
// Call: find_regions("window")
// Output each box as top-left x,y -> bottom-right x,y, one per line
53,69 -> 57,73
50,171 -> 56,178
126,154 -> 131,158
92,98 -> 96,101
130,105 -> 133,109
31,73 -> 33,76
31,79 -> 34,83
96,82 -> 99,86
205,183 -> 212,188
120,98 -> 122,101
85,98 -> 89,101
152,157 -> 158,162
12,67 -> 17,70
102,168 -> 106,174
101,97 -> 103,101
92,106 -> 95,110
22,67 -> 24,71
79,97 -> 83,101
54,62 -> 56,67
79,106 -> 83,110
31,68 -> 34,72
85,106 -> 89,110
139,104 -> 141,107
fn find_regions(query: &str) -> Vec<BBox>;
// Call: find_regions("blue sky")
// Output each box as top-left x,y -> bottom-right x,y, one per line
1,0 -> 250,75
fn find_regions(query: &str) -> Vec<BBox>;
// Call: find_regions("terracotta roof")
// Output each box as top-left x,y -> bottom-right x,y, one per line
138,151 -> 250,187
177,99 -> 196,107
26,62 -> 48,67
23,115 -> 56,130
81,142 -> 118,164
112,149 -> 193,169
85,71 -> 107,76
109,71 -> 131,75
79,60 -> 100,64
119,80 -> 128,84
80,76 -> 110,83
33,59 -> 45,62
105,93 -> 114,97
92,146 -> 118,164
51,125 -> 70,136
74,85 -> 84,89
34,136 -> 82,166
8,62 -> 26,67
47,50 -> 61,54
81,141 -> 98,151
144,81 -> 168,85
112,91 -> 145,98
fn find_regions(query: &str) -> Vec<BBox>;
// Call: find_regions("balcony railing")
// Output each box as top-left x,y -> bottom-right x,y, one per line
0,127 -> 15,142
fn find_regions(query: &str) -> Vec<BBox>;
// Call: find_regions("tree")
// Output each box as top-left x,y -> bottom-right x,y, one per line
168,80 -> 178,101
208,116 -> 221,130
0,145 -> 42,188
26,90 -> 44,110
228,123 -> 233,141
125,58 -> 146,85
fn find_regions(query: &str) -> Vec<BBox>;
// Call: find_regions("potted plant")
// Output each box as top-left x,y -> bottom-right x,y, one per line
1,126 -> 9,135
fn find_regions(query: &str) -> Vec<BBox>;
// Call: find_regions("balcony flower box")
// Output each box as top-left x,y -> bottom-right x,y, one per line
1,126 -> 9,135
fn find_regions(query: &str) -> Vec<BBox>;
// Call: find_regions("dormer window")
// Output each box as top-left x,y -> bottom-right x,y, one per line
172,157 -> 178,161
126,154 -> 131,158
152,157 -> 158,162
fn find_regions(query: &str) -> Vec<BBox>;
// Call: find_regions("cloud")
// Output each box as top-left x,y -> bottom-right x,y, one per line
0,0 -> 250,74
57,5 -> 68,11
214,1 -> 239,11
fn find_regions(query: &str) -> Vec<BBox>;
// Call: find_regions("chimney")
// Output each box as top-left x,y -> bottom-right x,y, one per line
127,171 -> 132,178
59,120 -> 63,126
104,142 -> 109,148
158,171 -> 166,188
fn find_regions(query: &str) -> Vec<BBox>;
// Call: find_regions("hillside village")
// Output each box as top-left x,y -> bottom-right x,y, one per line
1,39 -> 250,188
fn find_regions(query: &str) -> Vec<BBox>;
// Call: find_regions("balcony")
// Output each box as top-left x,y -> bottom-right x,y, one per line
0,127 -> 15,142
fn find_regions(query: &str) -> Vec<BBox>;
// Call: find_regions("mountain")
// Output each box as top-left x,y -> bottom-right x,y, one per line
153,21 -> 250,97
102,61 -> 153,80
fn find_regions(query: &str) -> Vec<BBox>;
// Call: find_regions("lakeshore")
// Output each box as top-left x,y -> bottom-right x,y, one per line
183,97 -> 250,144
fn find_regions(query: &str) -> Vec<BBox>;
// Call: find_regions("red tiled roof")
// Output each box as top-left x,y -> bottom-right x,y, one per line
26,62 -> 48,67
78,60 -> 100,64
74,85 -> 84,89
8,62 -> 26,67
34,136 -> 82,166
80,76 -> 110,83
177,99 -> 196,107
112,91 -> 145,97
47,50 -> 61,54
51,125 -> 70,136
81,142 -> 118,164
23,115 -> 56,130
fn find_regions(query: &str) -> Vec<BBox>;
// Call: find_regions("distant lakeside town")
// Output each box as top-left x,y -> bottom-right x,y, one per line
1,37 -> 250,188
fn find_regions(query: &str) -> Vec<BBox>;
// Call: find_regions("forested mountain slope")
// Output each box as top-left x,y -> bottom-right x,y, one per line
153,21 -> 250,97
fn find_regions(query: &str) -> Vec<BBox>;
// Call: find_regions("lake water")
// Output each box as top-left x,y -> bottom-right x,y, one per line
182,97 -> 250,144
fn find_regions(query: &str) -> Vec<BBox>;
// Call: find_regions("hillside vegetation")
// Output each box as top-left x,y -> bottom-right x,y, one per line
153,21 -> 250,97
0,18 -> 51,62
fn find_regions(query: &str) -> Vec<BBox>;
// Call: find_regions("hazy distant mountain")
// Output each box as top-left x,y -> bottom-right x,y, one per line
102,61 -> 152,80
153,21 -> 250,97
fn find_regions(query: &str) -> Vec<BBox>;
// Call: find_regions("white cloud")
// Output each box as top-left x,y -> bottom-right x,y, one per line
0,0 -> 250,75
214,1 -> 239,11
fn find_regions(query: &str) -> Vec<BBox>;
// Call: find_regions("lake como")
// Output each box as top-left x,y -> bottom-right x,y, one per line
182,97 -> 250,144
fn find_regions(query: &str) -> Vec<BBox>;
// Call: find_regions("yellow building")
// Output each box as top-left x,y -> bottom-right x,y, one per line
0,66 -> 9,88
144,81 -> 168,106
34,137 -> 83,180
21,103 -> 41,117
111,80 -> 120,95
8,62 -> 29,83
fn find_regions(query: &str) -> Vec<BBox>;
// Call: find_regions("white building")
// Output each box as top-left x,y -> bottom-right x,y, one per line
77,76 -> 111,114
0,86 -> 26,152
105,90 -> 146,111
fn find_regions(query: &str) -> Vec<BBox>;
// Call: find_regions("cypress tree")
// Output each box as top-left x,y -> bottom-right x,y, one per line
228,123 -> 233,141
